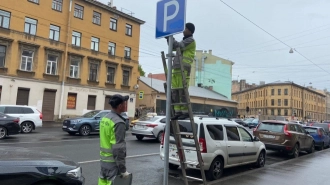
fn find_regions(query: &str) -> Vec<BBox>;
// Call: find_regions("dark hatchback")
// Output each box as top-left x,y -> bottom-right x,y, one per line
0,112 -> 20,139
0,147 -> 84,185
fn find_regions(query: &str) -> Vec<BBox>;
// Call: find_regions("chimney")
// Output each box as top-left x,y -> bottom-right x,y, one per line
197,83 -> 202,87
108,0 -> 113,7
208,50 -> 212,55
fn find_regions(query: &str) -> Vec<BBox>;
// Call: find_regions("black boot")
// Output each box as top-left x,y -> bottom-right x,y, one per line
178,113 -> 189,120
171,112 -> 183,120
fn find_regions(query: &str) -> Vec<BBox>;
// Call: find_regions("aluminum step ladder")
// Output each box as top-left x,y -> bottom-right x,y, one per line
161,48 -> 207,185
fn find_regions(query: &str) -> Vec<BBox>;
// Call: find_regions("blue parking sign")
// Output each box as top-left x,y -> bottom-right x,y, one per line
155,0 -> 186,39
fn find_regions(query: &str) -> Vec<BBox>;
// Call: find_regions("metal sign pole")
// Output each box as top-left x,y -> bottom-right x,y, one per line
163,35 -> 173,185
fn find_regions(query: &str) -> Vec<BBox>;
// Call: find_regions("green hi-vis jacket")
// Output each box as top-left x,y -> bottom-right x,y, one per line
99,111 -> 127,174
171,35 -> 196,69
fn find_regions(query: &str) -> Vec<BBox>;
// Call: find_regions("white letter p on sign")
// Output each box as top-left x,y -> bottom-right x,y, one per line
163,0 -> 179,32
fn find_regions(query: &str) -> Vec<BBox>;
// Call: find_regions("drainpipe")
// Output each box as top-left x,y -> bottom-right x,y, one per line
59,0 -> 73,119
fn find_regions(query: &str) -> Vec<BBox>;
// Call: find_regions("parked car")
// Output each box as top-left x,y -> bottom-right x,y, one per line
230,118 -> 248,127
248,119 -> 259,129
62,110 -> 129,136
290,120 -> 305,125
0,113 -> 21,140
0,105 -> 43,133
303,126 -> 330,150
307,122 -> 330,134
130,112 -> 158,127
132,116 -> 166,142
0,146 -> 84,185
160,117 -> 266,180
253,120 -> 314,158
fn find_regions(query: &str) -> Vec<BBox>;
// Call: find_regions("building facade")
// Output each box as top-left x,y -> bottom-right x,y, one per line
0,0 -> 144,122
232,79 -> 261,93
136,77 -> 238,118
190,50 -> 234,99
232,81 -> 326,121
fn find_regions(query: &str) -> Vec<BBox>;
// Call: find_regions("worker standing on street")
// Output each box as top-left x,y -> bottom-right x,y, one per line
166,23 -> 196,120
98,94 -> 130,185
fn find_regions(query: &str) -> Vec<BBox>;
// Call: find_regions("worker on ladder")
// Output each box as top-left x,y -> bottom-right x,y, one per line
165,23 -> 196,120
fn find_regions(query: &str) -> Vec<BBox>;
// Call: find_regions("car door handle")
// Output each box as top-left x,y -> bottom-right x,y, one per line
227,145 -> 231,147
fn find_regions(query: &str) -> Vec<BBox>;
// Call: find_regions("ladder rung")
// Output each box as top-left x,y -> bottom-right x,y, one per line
177,132 -> 193,136
184,161 -> 198,165
171,102 -> 190,106
178,147 -> 199,151
185,176 -> 203,182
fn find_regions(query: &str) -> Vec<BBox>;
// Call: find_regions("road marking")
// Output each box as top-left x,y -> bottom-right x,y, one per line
0,138 -> 99,145
78,153 -> 159,164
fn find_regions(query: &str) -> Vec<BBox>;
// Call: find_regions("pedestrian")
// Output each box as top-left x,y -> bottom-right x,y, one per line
166,22 -> 196,120
98,94 -> 130,185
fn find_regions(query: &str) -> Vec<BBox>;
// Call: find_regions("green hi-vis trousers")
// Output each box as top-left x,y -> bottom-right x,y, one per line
172,67 -> 191,113
98,178 -> 112,185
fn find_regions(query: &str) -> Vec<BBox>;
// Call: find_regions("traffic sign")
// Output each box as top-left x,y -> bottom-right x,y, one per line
155,0 -> 186,39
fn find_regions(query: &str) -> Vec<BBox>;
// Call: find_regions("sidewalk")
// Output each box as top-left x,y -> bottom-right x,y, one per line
207,149 -> 330,185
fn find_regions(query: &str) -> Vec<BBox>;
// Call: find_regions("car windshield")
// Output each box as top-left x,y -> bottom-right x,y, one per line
303,127 -> 318,134
252,119 -> 259,123
257,122 -> 284,133
139,116 -> 159,122
245,118 -> 254,123
82,110 -> 100,118
170,121 -> 198,139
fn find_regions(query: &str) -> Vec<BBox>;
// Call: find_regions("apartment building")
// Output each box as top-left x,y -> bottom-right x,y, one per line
232,81 -> 326,121
0,0 -> 145,122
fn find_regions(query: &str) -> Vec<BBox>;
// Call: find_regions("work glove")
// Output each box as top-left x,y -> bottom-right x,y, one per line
121,171 -> 131,178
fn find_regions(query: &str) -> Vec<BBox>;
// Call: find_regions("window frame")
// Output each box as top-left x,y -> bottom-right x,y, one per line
106,65 -> 116,84
49,24 -> 60,41
20,50 -> 34,71
69,57 -> 80,78
206,125 -> 224,141
93,11 -> 101,25
124,46 -> 131,59
108,42 -> 116,56
74,4 -> 84,19
0,9 -> 11,29
88,62 -> 99,82
0,45 -> 6,68
271,99 -> 274,106
67,93 -> 77,109
91,37 -> 100,51
72,31 -> 81,47
110,18 -> 117,31
45,54 -> 58,75
28,0 -> 39,4
52,0 -> 63,11
24,17 -> 37,35
278,99 -> 281,106
87,95 -> 96,110
278,89 -> 281,95
238,127 -> 253,142
122,69 -> 130,86
225,126 -> 241,141
271,89 -> 274,95
126,24 -> 132,36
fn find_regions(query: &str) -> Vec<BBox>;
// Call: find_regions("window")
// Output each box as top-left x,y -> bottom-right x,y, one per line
238,127 -> 252,142
271,89 -> 274,95
20,50 -> 34,71
87,95 -> 96,110
46,55 -> 57,75
89,63 -> 99,81
107,66 -> 115,83
226,127 -> 240,141
278,109 -> 281,116
206,125 -> 223,140
271,99 -> 274,106
22,107 -> 34,114
91,37 -> 99,51
271,109 -> 274,115
5,107 -> 23,114
69,59 -> 79,78
124,47 -> 131,58
24,17 -> 37,35
72,31 -> 81,46
284,109 -> 288,116
93,11 -> 101,25
0,45 -> 5,67
52,0 -> 62,11
108,42 -> 116,55
67,93 -> 77,109
28,0 -> 39,3
278,99 -> 281,106
126,24 -> 132,36
74,4 -> 84,19
0,9 -> 10,29
278,89 -> 281,95
284,99 -> 288,106
49,25 -> 60,41
122,69 -> 130,86
110,18 -> 117,30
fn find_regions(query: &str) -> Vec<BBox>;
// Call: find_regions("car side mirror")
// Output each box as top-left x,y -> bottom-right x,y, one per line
253,136 -> 260,141
95,116 -> 101,120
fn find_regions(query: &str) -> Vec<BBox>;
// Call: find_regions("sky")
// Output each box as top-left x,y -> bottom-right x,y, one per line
99,0 -> 330,91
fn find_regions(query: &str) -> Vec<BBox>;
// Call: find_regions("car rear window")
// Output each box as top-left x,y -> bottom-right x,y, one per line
170,121 -> 198,139
206,125 -> 223,140
22,107 -> 34,114
257,122 -> 284,133
304,127 -> 318,134
312,124 -> 330,132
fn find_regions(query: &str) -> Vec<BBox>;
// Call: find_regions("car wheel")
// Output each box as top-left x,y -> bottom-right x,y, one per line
136,135 -> 144,141
320,143 -> 324,150
169,163 -> 179,170
157,132 -> 163,143
0,126 -> 7,140
206,157 -> 224,180
255,151 -> 266,168
79,125 -> 91,136
21,122 -> 33,133
291,144 -> 300,158
68,132 -> 76,136
307,142 -> 315,154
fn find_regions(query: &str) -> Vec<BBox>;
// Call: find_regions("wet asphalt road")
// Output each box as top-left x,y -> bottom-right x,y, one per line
0,127 -> 317,185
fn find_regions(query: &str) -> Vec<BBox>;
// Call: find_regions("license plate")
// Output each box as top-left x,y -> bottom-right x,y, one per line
135,125 -> 145,129
62,126 -> 67,128
263,134 -> 275,139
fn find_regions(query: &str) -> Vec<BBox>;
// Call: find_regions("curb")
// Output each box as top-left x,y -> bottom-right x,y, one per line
202,149 -> 329,185
42,122 -> 63,128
